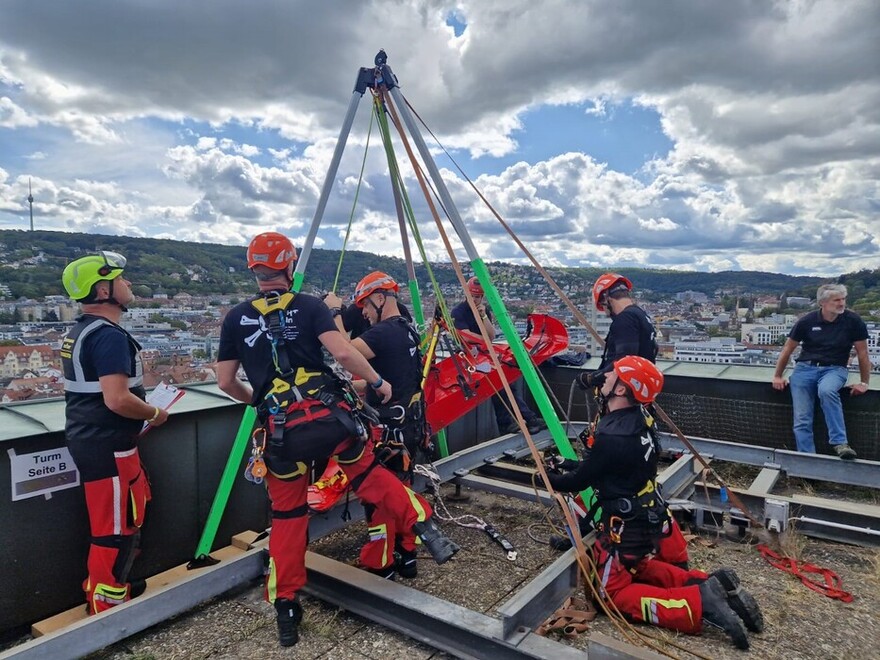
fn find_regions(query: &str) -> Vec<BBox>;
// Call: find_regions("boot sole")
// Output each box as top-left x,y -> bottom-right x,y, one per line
702,577 -> 750,650
433,542 -> 461,565
715,569 -> 764,633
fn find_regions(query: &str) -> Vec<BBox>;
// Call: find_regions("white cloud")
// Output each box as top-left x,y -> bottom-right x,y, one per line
0,0 -> 876,276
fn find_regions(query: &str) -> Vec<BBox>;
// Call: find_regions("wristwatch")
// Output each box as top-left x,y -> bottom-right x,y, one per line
331,307 -> 343,318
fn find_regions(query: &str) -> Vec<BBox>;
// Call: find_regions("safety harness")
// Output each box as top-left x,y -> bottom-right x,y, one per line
244,292 -> 368,482
372,317 -> 431,477
585,407 -> 672,588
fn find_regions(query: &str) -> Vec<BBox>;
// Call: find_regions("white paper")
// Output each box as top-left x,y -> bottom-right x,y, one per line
146,382 -> 182,409
141,382 -> 185,432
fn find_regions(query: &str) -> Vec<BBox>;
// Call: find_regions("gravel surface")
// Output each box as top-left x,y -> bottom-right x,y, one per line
48,483 -> 880,659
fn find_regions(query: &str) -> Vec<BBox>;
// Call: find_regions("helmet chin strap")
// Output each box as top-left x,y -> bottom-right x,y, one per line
597,376 -> 636,414
102,278 -> 128,312
367,297 -> 385,322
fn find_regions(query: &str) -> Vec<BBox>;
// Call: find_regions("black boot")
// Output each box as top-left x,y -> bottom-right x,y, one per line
699,577 -> 749,650
550,515 -> 591,552
711,568 -> 764,633
412,518 -> 460,564
274,597 -> 303,647
129,579 -> 147,600
366,565 -> 396,580
396,548 -> 418,579
549,534 -> 573,551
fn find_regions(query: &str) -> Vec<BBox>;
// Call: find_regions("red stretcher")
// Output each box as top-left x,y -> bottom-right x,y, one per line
423,313 -> 569,431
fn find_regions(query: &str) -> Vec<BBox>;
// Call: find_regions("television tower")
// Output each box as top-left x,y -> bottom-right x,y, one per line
27,178 -> 34,231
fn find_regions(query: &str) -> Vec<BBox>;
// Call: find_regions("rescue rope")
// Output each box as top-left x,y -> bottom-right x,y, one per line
526,469 -> 685,658
756,544 -> 853,602
402,95 -> 765,535
413,463 -> 517,560
403,97 -> 604,346
385,89 -> 675,654
331,107 -> 375,294
373,89 -> 457,333
378,88 -> 742,658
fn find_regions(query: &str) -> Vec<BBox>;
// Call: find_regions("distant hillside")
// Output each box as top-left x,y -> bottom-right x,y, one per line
0,229 -> 832,303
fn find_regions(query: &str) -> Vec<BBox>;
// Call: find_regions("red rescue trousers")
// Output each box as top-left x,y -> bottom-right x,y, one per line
576,495 -> 690,567
358,424 -> 427,570
82,447 -> 151,614
265,435 -> 432,603
595,539 -> 708,634
656,516 -> 690,566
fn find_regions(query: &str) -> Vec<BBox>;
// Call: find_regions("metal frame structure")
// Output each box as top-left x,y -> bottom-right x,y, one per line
2,430 -> 642,660
5,428 -> 877,659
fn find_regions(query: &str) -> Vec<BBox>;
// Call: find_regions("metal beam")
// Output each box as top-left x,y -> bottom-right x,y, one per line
2,546 -> 266,660
458,474 -> 554,506
304,553 -> 587,660
497,543 -> 588,641
659,433 -> 880,489
657,453 -> 700,500
747,467 -> 782,495
422,431 -> 554,484
693,483 -> 880,547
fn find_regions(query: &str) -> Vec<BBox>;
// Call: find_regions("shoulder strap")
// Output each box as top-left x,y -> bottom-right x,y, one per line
251,291 -> 296,316
251,292 -> 297,377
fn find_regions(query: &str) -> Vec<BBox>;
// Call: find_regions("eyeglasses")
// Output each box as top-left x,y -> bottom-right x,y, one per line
97,251 -> 127,276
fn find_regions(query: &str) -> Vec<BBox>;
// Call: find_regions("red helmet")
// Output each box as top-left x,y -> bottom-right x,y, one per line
247,232 -> 297,270
354,271 -> 399,307
593,272 -> 633,311
612,356 -> 663,404
467,276 -> 484,296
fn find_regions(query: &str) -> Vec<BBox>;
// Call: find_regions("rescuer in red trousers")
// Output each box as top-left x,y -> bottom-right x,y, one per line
216,233 -> 458,647
325,271 -> 431,579
547,356 -> 763,649
61,251 -> 169,614
556,273 -> 691,568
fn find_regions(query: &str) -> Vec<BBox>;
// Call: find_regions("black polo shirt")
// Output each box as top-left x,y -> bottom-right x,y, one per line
599,304 -> 658,370
451,300 -> 491,333
790,309 -> 868,366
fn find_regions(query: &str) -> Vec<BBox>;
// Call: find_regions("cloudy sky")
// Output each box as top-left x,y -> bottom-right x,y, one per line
0,1 -> 878,276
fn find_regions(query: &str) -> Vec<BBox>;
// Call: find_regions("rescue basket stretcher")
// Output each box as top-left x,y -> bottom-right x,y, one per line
423,313 -> 569,431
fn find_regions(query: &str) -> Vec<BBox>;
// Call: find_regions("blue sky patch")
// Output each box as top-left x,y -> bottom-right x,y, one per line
445,10 -> 467,37
449,100 -> 673,178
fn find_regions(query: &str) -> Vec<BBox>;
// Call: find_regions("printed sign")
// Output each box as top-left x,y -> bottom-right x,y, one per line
8,447 -> 80,501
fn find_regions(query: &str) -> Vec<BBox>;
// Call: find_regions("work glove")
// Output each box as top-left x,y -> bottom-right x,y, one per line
545,455 -> 578,474
575,370 -> 606,390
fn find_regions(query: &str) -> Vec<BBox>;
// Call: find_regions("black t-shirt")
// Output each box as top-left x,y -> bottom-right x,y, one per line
547,406 -> 658,501
451,300 -> 488,333
599,304 -> 658,373
358,316 -> 421,407
343,301 -> 412,340
218,292 -> 337,404
790,309 -> 868,366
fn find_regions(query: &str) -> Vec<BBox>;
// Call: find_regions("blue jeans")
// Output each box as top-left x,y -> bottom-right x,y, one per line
788,363 -> 848,453
492,380 -> 536,429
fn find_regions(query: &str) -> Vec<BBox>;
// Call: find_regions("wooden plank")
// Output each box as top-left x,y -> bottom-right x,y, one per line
31,536 -> 259,638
